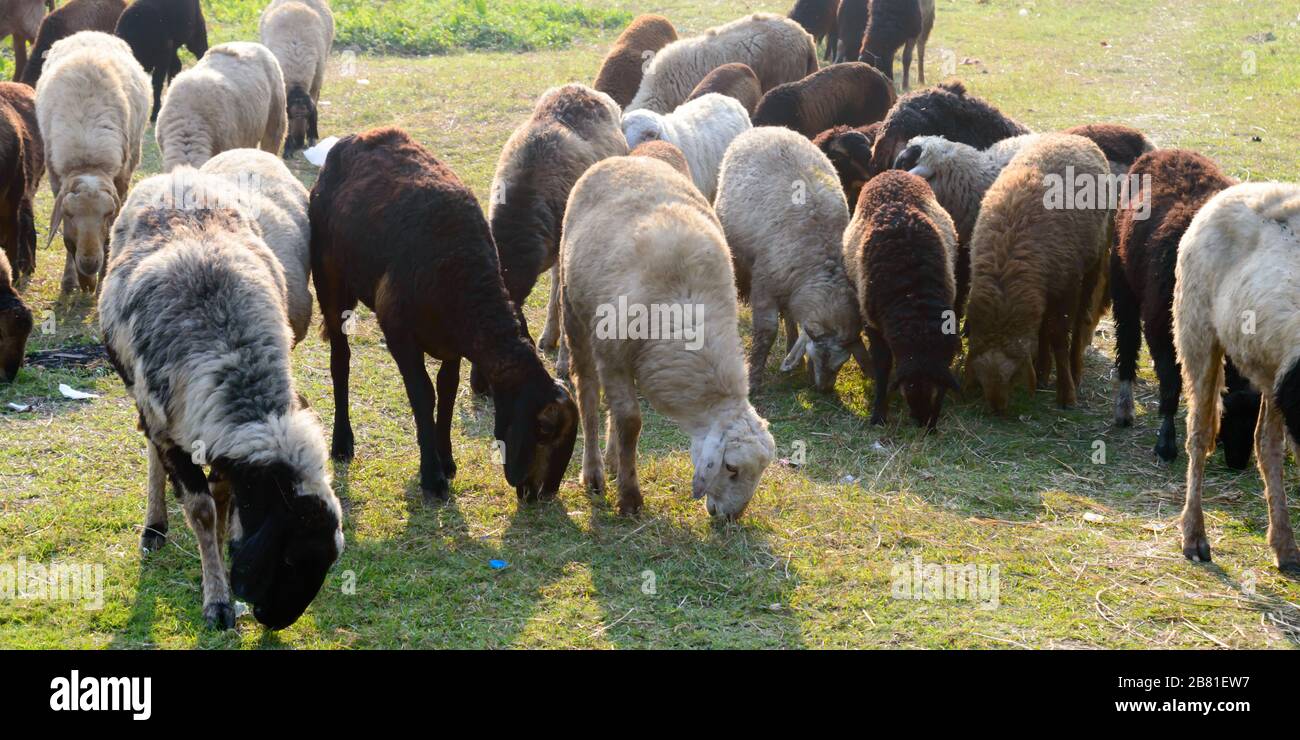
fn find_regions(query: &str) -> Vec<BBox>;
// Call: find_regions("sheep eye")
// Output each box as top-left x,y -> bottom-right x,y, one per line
725,464 -> 738,479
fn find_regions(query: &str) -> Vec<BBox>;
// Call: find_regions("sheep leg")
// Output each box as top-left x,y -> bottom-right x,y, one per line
208,471 -> 233,548
1111,253 -> 1140,427
11,35 -> 27,82
1256,399 -> 1300,571
1181,343 -> 1222,563
566,311 -> 604,495
324,313 -> 355,461
1052,318 -> 1075,408
1150,338 -> 1182,462
158,445 -> 232,629
1034,319 -> 1052,391
435,357 -> 460,480
902,40 -> 915,90
386,336 -> 449,503
141,443 -> 170,552
748,294 -> 781,388
865,326 -> 893,425
603,371 -> 643,517
784,315 -> 799,354
18,198 -> 35,277
59,235 -> 77,294
538,265 -> 562,353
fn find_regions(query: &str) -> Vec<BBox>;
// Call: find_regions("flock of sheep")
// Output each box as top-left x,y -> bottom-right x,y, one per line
0,0 -> 1297,633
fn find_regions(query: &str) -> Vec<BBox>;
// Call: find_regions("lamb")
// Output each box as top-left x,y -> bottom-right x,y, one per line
626,13 -> 817,114
788,0 -> 839,61
833,0 -> 867,64
113,0 -> 207,121
630,139 -> 690,177
155,42 -> 287,171
482,84 -> 625,397
260,0 -> 334,157
714,126 -> 869,391
858,0 -> 935,90
0,81 -> 42,277
36,31 -> 149,294
0,0 -> 46,81
1172,182 -> 1300,571
867,79 -> 1030,176
20,0 -> 126,86
965,134 -> 1112,414
1063,123 -> 1155,178
99,178 -> 343,630
622,92 -> 752,201
1112,149 -> 1258,467
0,248 -> 31,382
311,127 -> 579,504
813,121 -> 880,206
561,155 -> 776,519
684,62 -> 762,115
592,14 -> 677,108
844,170 -> 959,427
752,61 -> 896,138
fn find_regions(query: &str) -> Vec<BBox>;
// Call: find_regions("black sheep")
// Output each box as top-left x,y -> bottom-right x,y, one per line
114,0 -> 207,121
812,120 -> 880,206
310,127 -> 579,504
788,0 -> 840,62
857,0 -> 924,88
868,79 -> 1029,175
833,0 -> 868,64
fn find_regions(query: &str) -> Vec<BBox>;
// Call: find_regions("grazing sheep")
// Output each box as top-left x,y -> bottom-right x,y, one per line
0,82 -> 41,277
260,0 -> 334,157
36,31 -> 149,293
562,155 -> 776,519
788,0 -> 839,61
156,42 -> 288,171
311,127 -> 579,504
813,121 -> 880,206
965,134 -> 1112,414
483,84 -> 625,399
592,14 -> 677,108
99,186 -> 344,630
0,0 -> 46,81
684,62 -> 762,115
833,0 -> 867,64
867,79 -> 1030,176
1112,149 -> 1257,467
622,92 -> 751,200
626,13 -> 817,114
1063,123 -> 1156,178
1173,182 -> 1300,570
714,126 -> 868,391
858,0 -> 935,90
844,170 -> 959,427
0,248 -> 31,382
21,0 -> 126,86
752,61 -> 895,138
630,139 -> 690,177
114,0 -> 207,121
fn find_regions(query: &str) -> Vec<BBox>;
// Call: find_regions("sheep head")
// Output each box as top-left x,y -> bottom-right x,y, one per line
622,109 -> 669,150
968,336 -> 1034,416
0,291 -> 33,383
783,282 -> 866,392
1219,384 -> 1261,470
49,174 -> 121,292
691,405 -> 776,521
494,378 -> 579,502
285,85 -> 315,155
893,358 -> 961,430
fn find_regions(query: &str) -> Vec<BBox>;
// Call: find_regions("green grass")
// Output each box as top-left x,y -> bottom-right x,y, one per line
3,0 -> 1300,648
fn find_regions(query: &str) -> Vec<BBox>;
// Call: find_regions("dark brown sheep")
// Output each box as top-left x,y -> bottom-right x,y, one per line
752,62 -> 895,138
630,139 -> 691,177
592,14 -> 677,108
1062,123 -> 1156,177
0,247 -> 31,382
868,79 -> 1030,175
114,0 -> 207,121
21,0 -> 126,86
813,120 -> 880,205
858,0 -> 934,90
0,81 -> 42,278
310,127 -> 579,504
833,0 -> 868,64
685,62 -> 762,115
788,0 -> 839,61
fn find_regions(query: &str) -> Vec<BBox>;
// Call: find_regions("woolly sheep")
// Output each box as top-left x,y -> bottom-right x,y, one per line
592,14 -> 677,108
715,126 -> 869,391
1173,182 -> 1300,570
0,248 -> 31,382
626,13 -> 817,114
156,42 -> 287,172
562,155 -> 776,519
858,0 -> 936,90
20,0 -> 125,86
0,82 -> 42,277
36,30 -> 149,293
684,62 -> 762,115
752,61 -> 896,138
260,0 -> 334,157
622,92 -> 751,201
788,0 -> 839,62
0,0 -> 46,81
630,139 -> 691,177
1063,123 -> 1155,178
833,0 -> 867,64
813,121 -> 880,206
113,0 -> 207,121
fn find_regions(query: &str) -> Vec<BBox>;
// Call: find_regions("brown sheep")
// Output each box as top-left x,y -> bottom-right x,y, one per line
0,81 -> 41,278
788,0 -> 839,61
629,139 -> 690,177
684,62 -> 762,115
752,61 -> 895,138
592,14 -> 677,108
1062,123 -> 1156,177
813,121 -> 880,206
833,0 -> 868,64
0,247 -> 31,382
858,0 -> 935,90
20,0 -> 125,86
0,0 -> 47,81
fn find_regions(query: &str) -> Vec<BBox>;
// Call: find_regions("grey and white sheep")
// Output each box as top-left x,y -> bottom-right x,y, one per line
259,0 -> 334,157
622,92 -> 751,201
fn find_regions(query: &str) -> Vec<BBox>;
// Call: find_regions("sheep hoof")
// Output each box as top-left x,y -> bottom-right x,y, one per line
204,602 -> 237,630
442,460 -> 457,480
423,480 -> 451,505
140,523 -> 167,553
1153,438 -> 1178,463
1182,535 -> 1212,564
583,471 -> 605,495
330,435 -> 354,462
617,495 -> 643,518
538,335 -> 558,354
869,414 -> 886,426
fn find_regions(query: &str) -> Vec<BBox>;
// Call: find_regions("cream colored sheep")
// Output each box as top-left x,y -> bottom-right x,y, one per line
622,92 -> 751,201
259,0 -> 334,156
35,30 -> 149,293
156,42 -> 288,171
561,155 -> 776,520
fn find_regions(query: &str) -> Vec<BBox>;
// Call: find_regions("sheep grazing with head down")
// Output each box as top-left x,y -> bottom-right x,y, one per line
36,31 -> 149,294
260,0 -> 334,158
592,14 -> 677,108
562,155 -> 776,520
0,249 -> 31,382
622,92 -> 751,201
630,139 -> 690,177
626,13 -> 817,114
20,0 -> 125,87
753,62 -> 895,139
1173,182 -> 1300,570
685,62 -> 762,115
813,121 -> 880,206
99,176 -> 343,630
868,79 -> 1030,176
858,0 -> 935,90
965,134 -> 1112,414
0,82 -> 42,278
311,127 -> 579,504
113,0 -> 207,121
844,171 -> 959,428
788,0 -> 839,62
156,42 -> 287,171
715,126 -> 869,391
833,0 -> 867,64
0,0 -> 47,81
1063,123 -> 1155,178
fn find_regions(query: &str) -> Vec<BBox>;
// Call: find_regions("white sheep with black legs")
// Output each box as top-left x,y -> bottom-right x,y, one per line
622,92 -> 751,201
260,0 -> 334,157
1172,181 -> 1300,572
99,176 -> 343,630
561,155 -> 776,520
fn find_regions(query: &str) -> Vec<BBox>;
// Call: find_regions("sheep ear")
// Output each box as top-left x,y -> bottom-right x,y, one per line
780,329 -> 810,373
908,164 -> 936,179
690,424 -> 726,500
46,187 -> 68,250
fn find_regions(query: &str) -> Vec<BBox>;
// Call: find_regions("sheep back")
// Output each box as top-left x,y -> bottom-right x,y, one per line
1063,123 -> 1156,177
259,0 -> 334,96
789,0 -> 839,43
869,79 -> 1030,175
630,139 -> 691,177
753,61 -> 896,138
593,14 -> 678,108
622,92 -> 752,200
684,62 -> 762,115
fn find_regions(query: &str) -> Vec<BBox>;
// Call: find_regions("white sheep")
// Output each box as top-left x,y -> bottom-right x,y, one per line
622,92 -> 751,201
626,13 -> 817,114
1172,181 -> 1300,571
561,155 -> 777,520
35,30 -> 149,293
259,0 -> 334,156
714,125 -> 869,390
155,41 -> 288,171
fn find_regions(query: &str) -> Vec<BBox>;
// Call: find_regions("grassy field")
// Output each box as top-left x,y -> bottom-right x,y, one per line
2,0 -> 1300,648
